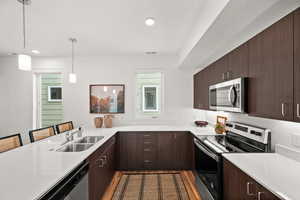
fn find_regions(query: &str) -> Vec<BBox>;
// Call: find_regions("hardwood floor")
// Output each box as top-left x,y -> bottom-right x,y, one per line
102,171 -> 202,200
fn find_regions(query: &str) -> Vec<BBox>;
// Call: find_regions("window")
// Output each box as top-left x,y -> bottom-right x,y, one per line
48,86 -> 62,102
143,85 -> 159,112
136,72 -> 163,117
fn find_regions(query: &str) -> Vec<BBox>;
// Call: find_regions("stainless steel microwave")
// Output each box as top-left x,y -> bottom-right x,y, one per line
209,77 -> 245,113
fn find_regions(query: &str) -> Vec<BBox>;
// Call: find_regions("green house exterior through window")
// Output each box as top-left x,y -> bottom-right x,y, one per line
40,73 -> 63,127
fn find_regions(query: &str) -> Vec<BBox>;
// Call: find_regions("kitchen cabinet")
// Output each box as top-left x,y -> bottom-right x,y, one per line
294,8 -> 300,122
158,132 -> 175,169
223,159 -> 280,200
248,13 -> 294,121
210,55 -> 228,84
88,136 -> 116,200
227,42 -> 249,80
117,132 -> 194,170
117,132 -> 143,170
194,67 -> 209,110
173,132 -> 194,169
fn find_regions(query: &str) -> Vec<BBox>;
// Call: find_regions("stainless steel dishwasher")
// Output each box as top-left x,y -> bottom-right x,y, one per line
39,161 -> 89,200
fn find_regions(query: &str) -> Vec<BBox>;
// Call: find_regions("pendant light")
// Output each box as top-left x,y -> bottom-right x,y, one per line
69,38 -> 77,83
17,0 -> 32,71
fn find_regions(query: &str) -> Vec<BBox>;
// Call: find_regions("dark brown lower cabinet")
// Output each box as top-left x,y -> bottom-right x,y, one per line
117,132 -> 194,170
88,136 -> 116,200
223,159 -> 280,200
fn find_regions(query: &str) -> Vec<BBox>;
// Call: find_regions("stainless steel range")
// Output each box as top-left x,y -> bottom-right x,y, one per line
194,122 -> 271,200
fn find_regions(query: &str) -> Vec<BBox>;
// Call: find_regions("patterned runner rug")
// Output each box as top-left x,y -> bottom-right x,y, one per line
112,172 -> 190,200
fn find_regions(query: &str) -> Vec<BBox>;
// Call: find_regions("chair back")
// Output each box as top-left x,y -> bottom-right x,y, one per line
29,126 -> 55,143
0,134 -> 23,153
56,121 -> 74,134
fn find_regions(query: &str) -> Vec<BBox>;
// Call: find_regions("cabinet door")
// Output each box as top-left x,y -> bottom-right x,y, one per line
105,138 -> 116,184
88,149 -> 105,200
227,43 -> 249,80
248,14 -> 294,121
194,69 -> 209,110
194,72 -> 201,109
118,133 -> 141,170
294,8 -> 300,122
158,133 -> 175,170
174,132 -> 193,169
209,55 -> 228,84
223,159 -> 243,200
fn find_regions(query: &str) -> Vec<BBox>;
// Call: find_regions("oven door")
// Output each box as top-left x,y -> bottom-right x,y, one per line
209,77 -> 244,113
194,139 -> 222,200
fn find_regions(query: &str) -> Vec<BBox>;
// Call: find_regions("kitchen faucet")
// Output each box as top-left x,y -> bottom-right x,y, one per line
65,127 -> 82,142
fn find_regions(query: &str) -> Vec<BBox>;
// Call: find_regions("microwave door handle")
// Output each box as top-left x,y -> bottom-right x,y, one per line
194,141 -> 218,161
228,86 -> 237,106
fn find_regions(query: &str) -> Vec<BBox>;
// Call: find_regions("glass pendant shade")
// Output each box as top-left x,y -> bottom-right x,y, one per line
69,73 -> 77,83
18,54 -> 32,71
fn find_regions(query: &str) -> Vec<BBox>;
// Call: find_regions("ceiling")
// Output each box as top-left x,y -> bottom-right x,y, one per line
179,0 -> 300,70
1,0 -> 300,70
0,0 -> 206,56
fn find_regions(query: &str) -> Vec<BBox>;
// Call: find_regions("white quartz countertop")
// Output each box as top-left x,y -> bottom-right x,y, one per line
223,153 -> 300,200
0,125 -> 215,200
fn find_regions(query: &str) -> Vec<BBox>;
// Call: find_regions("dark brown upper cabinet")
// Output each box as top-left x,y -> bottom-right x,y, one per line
193,67 -> 209,110
294,8 -> 300,122
248,13 -> 294,121
209,55 -> 228,84
227,42 -> 249,80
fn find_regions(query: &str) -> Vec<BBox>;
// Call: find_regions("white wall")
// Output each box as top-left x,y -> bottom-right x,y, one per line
0,57 -> 33,143
194,109 -> 300,151
0,55 -> 195,143
34,55 -> 195,127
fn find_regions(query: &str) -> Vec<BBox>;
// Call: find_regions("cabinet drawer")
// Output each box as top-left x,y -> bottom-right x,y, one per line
143,160 -> 156,169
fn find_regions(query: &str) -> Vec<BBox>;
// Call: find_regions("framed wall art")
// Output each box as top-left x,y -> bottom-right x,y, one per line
89,84 -> 125,114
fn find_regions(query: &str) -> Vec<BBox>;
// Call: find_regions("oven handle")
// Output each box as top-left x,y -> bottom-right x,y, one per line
194,139 -> 219,162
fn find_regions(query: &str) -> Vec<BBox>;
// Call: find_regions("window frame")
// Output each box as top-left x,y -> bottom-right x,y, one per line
134,70 -> 164,119
48,86 -> 63,102
142,85 -> 159,112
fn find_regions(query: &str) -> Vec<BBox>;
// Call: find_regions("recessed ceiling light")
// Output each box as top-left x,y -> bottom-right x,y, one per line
31,50 -> 40,54
145,17 -> 155,26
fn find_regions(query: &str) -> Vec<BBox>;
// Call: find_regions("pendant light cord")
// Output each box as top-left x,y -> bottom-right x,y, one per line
71,40 -> 74,73
22,0 -> 26,49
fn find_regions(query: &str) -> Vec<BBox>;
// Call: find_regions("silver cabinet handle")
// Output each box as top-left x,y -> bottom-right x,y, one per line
222,73 -> 225,80
281,103 -> 285,117
297,104 -> 300,118
227,71 -> 230,80
246,182 -> 255,196
102,155 -> 107,164
258,192 -> 264,200
96,158 -> 104,168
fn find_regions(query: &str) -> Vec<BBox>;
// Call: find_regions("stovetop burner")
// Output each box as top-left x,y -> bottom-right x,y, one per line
196,121 -> 271,154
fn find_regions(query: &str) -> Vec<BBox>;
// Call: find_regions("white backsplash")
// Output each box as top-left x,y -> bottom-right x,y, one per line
194,109 -> 300,151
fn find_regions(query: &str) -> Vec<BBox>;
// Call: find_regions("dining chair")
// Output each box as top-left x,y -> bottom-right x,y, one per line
0,133 -> 23,153
55,121 -> 74,134
29,126 -> 56,143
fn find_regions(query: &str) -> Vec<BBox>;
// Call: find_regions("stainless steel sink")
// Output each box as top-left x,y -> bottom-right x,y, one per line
73,136 -> 104,144
57,143 -> 93,152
